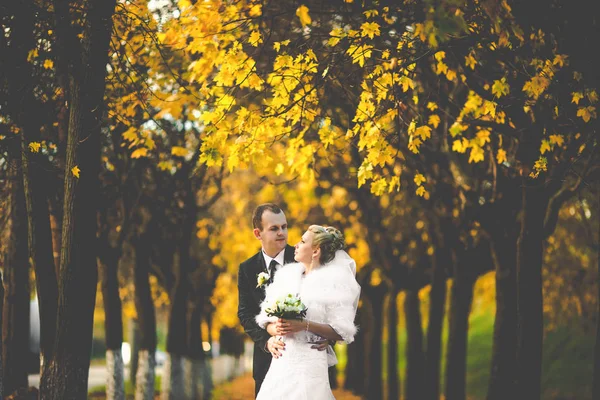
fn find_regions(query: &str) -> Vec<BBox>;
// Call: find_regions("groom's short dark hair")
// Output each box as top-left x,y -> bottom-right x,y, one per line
253,203 -> 283,230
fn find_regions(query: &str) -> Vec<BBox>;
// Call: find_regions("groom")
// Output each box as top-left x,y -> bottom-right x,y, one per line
237,203 -> 296,396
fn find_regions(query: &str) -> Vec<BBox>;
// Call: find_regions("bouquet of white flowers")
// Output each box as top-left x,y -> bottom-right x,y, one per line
264,293 -> 308,320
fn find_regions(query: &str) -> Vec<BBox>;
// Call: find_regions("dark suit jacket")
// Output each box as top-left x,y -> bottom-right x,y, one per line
237,245 -> 296,382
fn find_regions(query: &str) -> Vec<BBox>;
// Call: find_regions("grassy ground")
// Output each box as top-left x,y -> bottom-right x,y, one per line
392,309 -> 594,400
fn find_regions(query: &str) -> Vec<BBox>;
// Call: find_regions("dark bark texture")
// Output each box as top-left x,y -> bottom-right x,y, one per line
41,0 -> 117,397
404,290 -> 424,400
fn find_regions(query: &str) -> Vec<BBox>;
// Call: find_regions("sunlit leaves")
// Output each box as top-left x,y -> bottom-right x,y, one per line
571,92 -> 584,105
29,142 -> 42,153
428,115 -> 440,128
492,78 -> 510,97
360,22 -> 381,39
296,5 -> 312,27
496,148 -> 507,164
530,157 -> 548,178
577,106 -> 597,123
347,44 -> 373,67
248,31 -> 262,47
130,148 -> 148,159
71,165 -> 81,178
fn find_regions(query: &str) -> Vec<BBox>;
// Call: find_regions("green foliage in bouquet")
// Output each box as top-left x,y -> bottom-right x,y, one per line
265,294 -> 308,320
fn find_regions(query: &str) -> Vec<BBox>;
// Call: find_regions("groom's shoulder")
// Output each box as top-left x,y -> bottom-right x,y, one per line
239,251 -> 261,270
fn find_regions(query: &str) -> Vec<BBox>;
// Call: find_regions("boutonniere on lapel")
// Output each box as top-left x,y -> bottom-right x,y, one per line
256,271 -> 270,288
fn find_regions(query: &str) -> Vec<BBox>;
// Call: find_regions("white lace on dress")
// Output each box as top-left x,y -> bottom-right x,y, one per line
255,252 -> 361,400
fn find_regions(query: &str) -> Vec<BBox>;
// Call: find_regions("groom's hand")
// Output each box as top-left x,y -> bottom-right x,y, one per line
267,336 -> 285,358
310,339 -> 330,351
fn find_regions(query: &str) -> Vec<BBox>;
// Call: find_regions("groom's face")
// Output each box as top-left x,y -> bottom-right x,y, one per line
254,210 -> 288,257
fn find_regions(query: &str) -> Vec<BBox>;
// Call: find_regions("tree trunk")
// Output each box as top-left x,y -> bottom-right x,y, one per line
345,304 -> 367,394
594,242 -> 600,400
487,234 -> 518,400
162,228 -> 191,400
515,181 -> 548,400
365,286 -> 385,400
129,319 -> 141,387
2,147 -> 31,396
4,0 -> 58,380
404,290 -> 425,400
134,234 -> 158,399
185,297 -> 205,399
40,0 -> 116,397
0,270 -> 4,399
424,254 -> 447,400
106,349 -> 125,400
387,289 -> 400,400
100,252 -> 125,400
444,266 -> 475,400
135,350 -> 157,400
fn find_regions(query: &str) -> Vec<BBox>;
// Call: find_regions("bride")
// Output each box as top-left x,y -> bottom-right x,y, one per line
255,225 -> 361,400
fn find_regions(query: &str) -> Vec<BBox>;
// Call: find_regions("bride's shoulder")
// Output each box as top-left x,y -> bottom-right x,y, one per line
311,263 -> 358,287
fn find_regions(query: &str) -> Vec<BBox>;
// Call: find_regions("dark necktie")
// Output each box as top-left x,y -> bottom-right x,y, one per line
268,259 -> 278,284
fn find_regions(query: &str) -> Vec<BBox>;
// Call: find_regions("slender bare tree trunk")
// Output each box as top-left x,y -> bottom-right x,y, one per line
162,219 -> 192,400
2,1 -> 59,383
365,285 -> 385,400
445,265 -> 475,400
2,148 -> 30,395
515,181 -> 548,400
100,251 -> 125,400
387,288 -> 400,400
424,253 -> 447,400
133,233 -> 157,400
594,233 -> 600,400
487,233 -> 518,400
0,270 -> 4,399
404,290 -> 424,400
40,0 -> 116,397
185,296 -> 205,399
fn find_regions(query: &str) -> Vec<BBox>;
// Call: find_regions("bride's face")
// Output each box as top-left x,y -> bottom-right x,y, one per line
294,230 -> 317,265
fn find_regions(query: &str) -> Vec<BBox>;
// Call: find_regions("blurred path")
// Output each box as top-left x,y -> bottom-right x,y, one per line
27,344 -> 253,390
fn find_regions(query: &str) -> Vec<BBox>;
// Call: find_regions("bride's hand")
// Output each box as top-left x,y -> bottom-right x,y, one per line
279,318 -> 307,334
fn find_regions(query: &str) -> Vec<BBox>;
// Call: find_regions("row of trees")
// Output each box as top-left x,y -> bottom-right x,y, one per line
1,0 -> 599,399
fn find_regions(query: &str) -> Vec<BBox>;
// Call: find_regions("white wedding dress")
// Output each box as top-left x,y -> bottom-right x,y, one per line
255,251 -> 361,400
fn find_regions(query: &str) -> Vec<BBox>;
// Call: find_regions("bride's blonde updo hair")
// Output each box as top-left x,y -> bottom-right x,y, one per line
308,225 -> 345,265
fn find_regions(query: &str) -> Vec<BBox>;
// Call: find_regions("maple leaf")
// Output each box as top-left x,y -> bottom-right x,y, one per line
465,54 -> 477,70
249,4 -> 262,17
492,78 -> 510,97
414,173 -> 426,186
428,114 -> 441,128
577,106 -> 597,123
468,145 -> 485,163
415,125 -> 432,140
416,186 -> 427,197
571,92 -> 584,104
476,129 -> 491,146
360,22 -> 381,39
29,142 -> 41,153
131,148 -> 148,159
427,102 -> 438,111
370,178 -> 387,196
452,138 -> 469,153
249,31 -> 262,47
71,165 -> 81,178
171,146 -> 189,157
549,134 -> 564,147
540,139 -> 552,154
296,5 -> 311,27
496,148 -> 507,164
